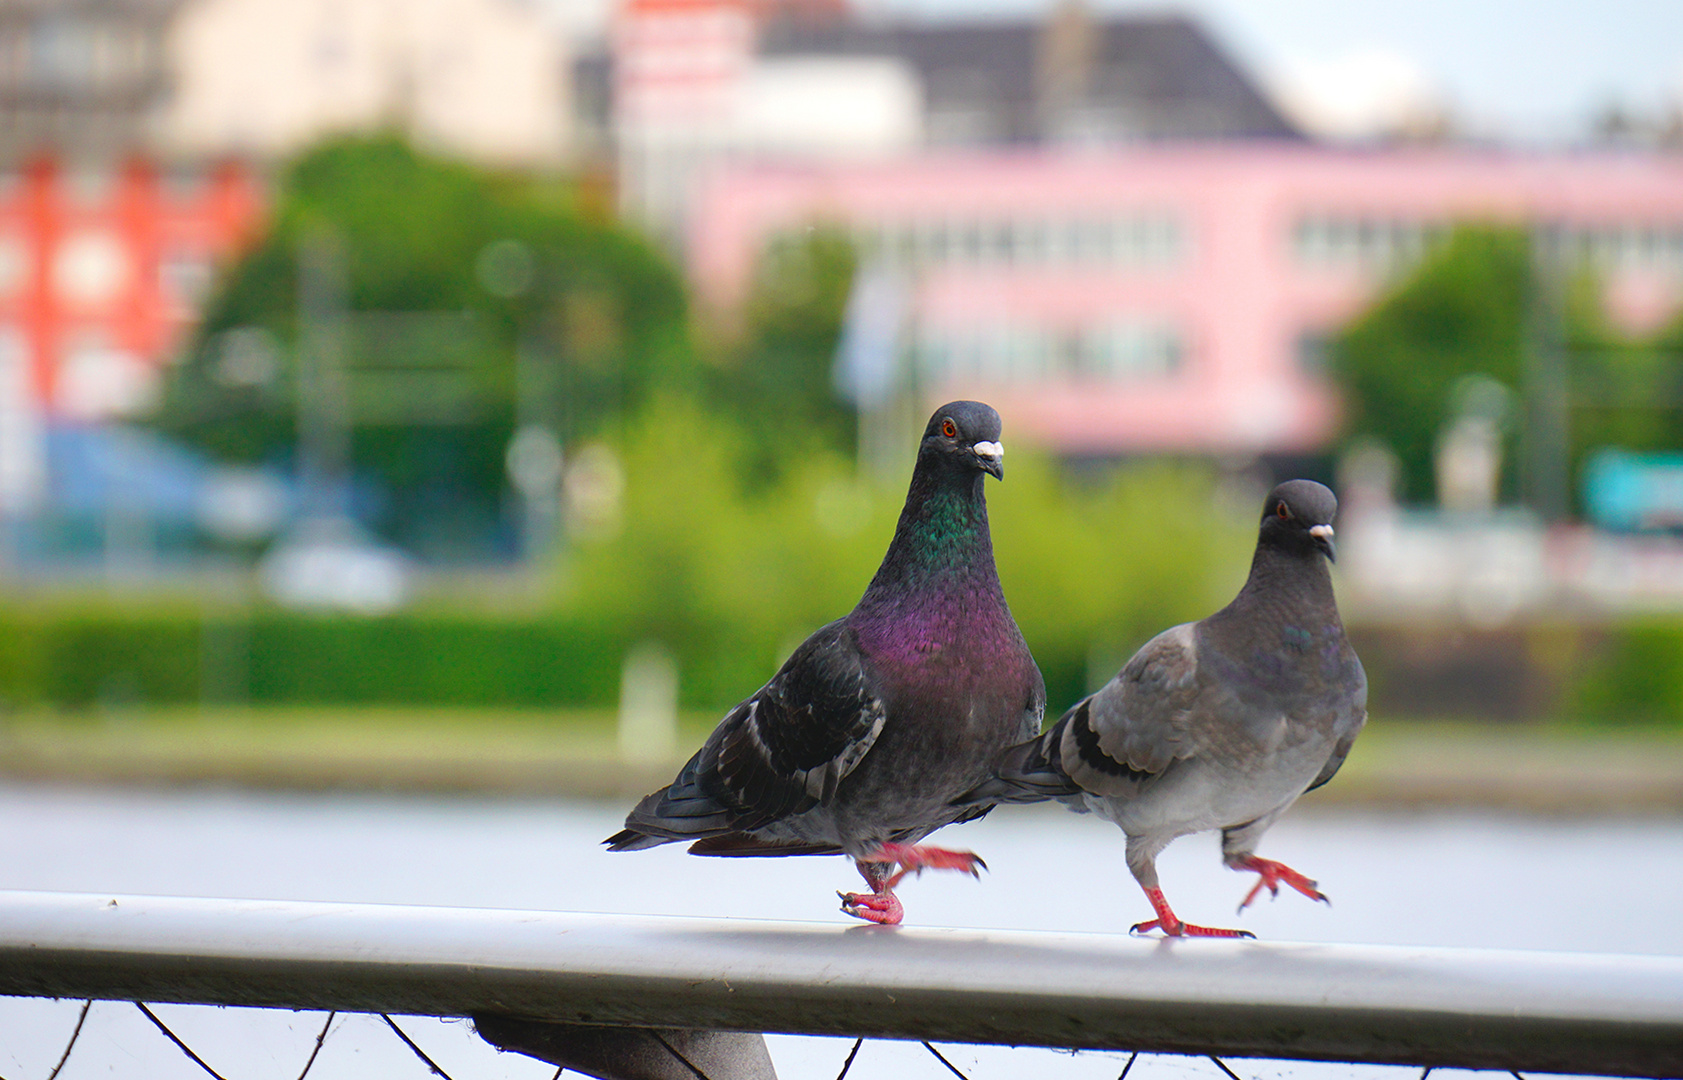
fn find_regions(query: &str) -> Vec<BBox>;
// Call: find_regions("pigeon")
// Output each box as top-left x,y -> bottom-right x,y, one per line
606,401 -> 1046,926
958,479 -> 1365,938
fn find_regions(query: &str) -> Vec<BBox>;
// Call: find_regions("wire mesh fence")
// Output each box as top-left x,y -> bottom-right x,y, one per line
0,996 -> 1603,1080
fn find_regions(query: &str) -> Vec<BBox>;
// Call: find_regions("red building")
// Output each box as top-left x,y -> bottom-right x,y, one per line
0,156 -> 263,419
0,156 -> 263,513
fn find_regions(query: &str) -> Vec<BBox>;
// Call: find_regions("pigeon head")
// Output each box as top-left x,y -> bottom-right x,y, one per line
1260,479 -> 1339,562
920,401 -> 1004,480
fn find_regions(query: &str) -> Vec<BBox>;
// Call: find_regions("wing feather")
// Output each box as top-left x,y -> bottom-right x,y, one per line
1055,623 -> 1202,797
607,619 -> 887,850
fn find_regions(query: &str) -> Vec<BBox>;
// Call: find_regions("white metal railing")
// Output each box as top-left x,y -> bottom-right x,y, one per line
0,890 -> 1678,1078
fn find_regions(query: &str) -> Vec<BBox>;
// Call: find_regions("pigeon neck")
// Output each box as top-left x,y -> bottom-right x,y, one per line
1230,541 -> 1338,622
861,466 -> 997,604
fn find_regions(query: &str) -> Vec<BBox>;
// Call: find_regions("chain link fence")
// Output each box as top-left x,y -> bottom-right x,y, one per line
0,996 -> 1595,1080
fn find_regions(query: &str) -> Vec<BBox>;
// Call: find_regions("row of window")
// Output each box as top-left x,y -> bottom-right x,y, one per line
915,320 -> 1183,384
0,19 -> 158,93
1294,215 -> 1683,274
1535,223 -> 1683,272
0,232 -> 210,308
1292,217 -> 1442,271
850,214 -> 1185,270
779,211 -> 1683,279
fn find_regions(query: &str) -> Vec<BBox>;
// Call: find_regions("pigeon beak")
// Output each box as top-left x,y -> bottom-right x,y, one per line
972,440 -> 1004,479
1309,523 -> 1336,562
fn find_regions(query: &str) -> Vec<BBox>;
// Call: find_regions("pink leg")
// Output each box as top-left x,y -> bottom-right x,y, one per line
838,887 -> 904,925
869,841 -> 987,888
837,842 -> 988,925
1130,886 -> 1256,940
1229,855 -> 1328,913
839,859 -> 904,925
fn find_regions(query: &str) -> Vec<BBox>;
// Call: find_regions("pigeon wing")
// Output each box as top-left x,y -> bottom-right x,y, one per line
609,620 -> 887,847
709,619 -> 889,822
1059,623 -> 1203,797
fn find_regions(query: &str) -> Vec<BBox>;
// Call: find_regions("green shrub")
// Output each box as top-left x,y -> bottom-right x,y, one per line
0,605 -> 628,710
1571,620 -> 1683,726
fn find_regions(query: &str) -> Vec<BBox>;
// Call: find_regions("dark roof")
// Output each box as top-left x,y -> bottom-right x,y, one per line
757,12 -> 1302,145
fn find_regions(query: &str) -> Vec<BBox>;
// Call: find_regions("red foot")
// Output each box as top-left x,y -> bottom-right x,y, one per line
1129,886 -> 1256,940
837,843 -> 987,925
868,842 -> 987,888
1230,856 -> 1328,913
838,889 -> 904,925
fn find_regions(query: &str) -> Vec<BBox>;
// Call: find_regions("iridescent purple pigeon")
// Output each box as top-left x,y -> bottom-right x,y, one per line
606,401 -> 1045,925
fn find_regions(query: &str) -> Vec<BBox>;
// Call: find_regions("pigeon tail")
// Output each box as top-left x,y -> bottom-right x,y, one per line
952,715 -> 1080,807
603,779 -> 739,851
602,828 -> 669,852
687,833 -> 843,857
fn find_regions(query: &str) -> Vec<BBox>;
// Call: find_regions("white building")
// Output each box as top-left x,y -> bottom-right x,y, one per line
162,0 -> 571,167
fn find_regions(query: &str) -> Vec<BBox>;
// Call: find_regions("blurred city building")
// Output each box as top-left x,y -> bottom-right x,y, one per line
0,0 -> 571,168
0,0 -> 178,163
602,0 -> 1297,239
0,0 -> 574,532
0,155 -> 261,513
688,146 -> 1683,460
161,0 -> 570,167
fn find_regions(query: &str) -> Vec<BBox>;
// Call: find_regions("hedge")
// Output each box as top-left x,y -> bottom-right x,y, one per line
0,602 -> 1677,725
0,606 -> 627,710
1571,619 -> 1683,725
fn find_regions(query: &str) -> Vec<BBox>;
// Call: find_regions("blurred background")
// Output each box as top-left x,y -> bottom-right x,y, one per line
5,4 -> 1683,1075
0,0 -> 1678,807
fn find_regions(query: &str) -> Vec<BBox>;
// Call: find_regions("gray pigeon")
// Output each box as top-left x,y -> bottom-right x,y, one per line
960,479 -> 1365,938
606,401 -> 1046,925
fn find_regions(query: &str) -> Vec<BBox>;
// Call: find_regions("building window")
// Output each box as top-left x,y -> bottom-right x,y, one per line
53,229 -> 129,306
868,212 -> 1183,271
59,328 -> 154,420
160,248 -> 213,311
1296,331 -> 1332,376
917,317 -> 1183,384
1088,320 -> 1182,378
1292,214 -> 1436,274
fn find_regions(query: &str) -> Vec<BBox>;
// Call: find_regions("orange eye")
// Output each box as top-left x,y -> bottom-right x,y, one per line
941,419 -> 958,438
1276,503 -> 1291,521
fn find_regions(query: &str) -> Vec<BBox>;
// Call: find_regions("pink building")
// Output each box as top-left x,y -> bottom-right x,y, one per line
688,145 -> 1683,457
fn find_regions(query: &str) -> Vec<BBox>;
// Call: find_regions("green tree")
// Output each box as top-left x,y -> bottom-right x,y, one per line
1330,226 -> 1530,504
709,228 -> 858,486
154,136 -> 693,555
1332,224 -> 1683,510
1571,286 -> 1683,470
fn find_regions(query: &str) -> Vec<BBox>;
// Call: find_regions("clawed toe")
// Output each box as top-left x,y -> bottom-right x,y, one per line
1131,917 -> 1254,940
1232,856 -> 1326,911
839,890 -> 903,925
1136,885 -> 1258,939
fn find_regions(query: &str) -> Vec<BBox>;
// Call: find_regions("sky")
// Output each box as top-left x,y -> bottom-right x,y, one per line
546,0 -> 1683,143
